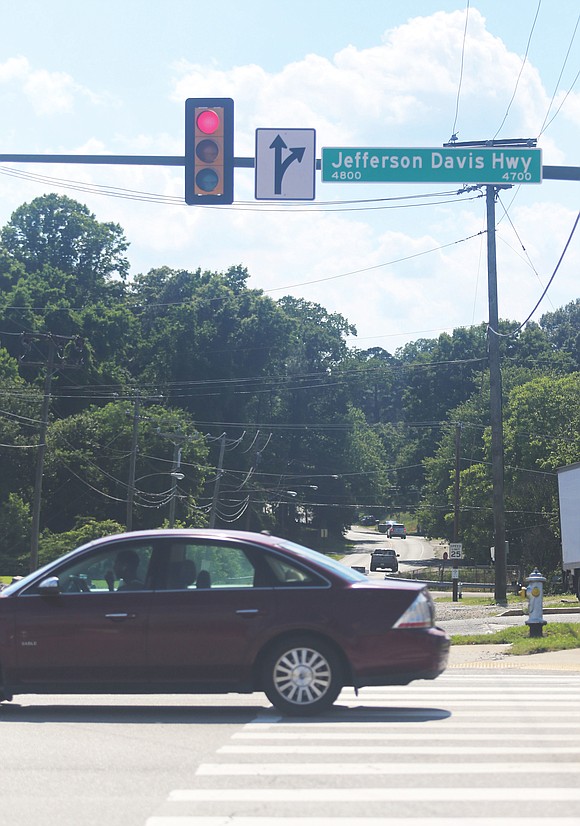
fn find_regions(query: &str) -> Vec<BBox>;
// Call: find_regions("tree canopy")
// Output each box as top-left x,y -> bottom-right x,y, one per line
0,193 -> 578,578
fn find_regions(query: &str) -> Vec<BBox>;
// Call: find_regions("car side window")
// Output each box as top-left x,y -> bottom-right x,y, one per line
261,553 -> 326,586
164,542 -> 256,590
161,542 -> 326,590
49,543 -> 154,593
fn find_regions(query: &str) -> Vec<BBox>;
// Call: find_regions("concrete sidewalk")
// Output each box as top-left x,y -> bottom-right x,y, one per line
438,604 -> 580,671
448,643 -> 580,671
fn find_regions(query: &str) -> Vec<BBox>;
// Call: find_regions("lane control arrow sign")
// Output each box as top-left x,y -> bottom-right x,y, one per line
255,128 -> 316,200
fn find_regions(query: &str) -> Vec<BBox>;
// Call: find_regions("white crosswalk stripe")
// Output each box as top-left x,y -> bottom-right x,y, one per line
145,672 -> 580,825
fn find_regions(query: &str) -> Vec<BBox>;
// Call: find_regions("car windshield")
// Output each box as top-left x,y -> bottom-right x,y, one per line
271,538 -> 366,582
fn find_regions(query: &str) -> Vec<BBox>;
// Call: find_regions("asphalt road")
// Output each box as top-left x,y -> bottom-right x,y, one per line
344,526 -> 435,576
3,669 -> 580,825
2,529 -> 578,824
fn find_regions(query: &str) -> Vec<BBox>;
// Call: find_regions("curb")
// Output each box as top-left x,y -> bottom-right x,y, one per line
448,644 -> 580,671
501,606 -> 580,616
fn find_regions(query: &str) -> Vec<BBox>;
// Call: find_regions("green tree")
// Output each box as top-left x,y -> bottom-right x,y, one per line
35,518 -> 126,568
42,401 -> 210,533
540,299 -> 580,371
1,194 -> 129,290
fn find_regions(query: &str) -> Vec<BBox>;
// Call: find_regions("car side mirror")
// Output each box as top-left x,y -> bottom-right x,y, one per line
37,576 -> 60,595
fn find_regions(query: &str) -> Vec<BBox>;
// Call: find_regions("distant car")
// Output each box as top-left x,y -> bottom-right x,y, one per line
377,520 -> 396,534
388,523 -> 407,539
369,548 -> 399,572
360,515 -> 377,526
0,529 -> 449,716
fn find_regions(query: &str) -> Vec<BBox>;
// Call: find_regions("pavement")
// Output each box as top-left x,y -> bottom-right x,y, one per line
439,605 -> 580,671
447,644 -> 580,670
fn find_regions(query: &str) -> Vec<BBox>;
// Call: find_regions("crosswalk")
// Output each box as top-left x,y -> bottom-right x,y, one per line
146,671 -> 580,825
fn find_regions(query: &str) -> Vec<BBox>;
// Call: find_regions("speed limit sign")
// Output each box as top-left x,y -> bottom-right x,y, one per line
449,543 -> 463,559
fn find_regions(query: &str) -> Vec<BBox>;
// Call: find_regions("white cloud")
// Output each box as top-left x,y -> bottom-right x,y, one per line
2,7 -> 577,350
0,56 -> 116,116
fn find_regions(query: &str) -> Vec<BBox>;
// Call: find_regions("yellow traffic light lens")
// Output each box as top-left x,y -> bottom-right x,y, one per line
196,109 -> 220,134
195,139 -> 219,163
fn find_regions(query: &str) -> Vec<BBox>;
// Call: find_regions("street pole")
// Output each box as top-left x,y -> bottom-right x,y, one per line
209,434 -> 226,528
126,393 -> 140,531
168,444 -> 183,528
486,185 -> 507,603
452,422 -> 462,602
29,339 -> 55,572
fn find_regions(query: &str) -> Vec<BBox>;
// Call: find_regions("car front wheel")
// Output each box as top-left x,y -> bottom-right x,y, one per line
261,637 -> 343,716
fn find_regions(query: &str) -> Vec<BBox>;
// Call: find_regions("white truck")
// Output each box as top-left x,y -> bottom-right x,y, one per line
557,462 -> 580,600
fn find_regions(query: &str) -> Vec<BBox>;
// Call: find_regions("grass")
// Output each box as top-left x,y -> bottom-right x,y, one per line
436,591 -> 580,654
433,593 -> 579,608
452,622 -> 580,655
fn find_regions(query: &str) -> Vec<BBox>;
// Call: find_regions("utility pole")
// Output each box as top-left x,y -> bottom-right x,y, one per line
23,333 -> 84,572
126,393 -> 140,531
168,443 -> 183,528
29,338 -> 56,572
486,185 -> 507,603
452,422 -> 462,602
442,138 -> 535,605
156,431 -> 191,528
209,433 -> 227,528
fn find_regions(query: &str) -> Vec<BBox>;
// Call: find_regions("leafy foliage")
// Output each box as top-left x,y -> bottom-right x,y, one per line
0,194 -> 578,576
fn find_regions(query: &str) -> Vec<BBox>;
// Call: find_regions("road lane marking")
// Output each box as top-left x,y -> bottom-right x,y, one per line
195,762 -> 580,776
167,788 -> 580,802
146,817 -> 580,825
218,744 -> 580,754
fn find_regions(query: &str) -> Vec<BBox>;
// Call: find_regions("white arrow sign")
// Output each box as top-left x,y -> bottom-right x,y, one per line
255,128 -> 316,200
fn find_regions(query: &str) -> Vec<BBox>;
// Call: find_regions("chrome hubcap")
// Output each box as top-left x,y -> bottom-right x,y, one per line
273,646 -> 332,706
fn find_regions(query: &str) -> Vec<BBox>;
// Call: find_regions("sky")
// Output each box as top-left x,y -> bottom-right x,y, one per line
1,0 -> 579,353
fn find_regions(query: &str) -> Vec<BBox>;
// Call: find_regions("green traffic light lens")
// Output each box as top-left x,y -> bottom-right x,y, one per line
195,168 -> 220,192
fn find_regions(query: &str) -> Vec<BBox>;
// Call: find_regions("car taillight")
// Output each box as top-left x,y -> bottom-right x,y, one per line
392,590 -> 435,629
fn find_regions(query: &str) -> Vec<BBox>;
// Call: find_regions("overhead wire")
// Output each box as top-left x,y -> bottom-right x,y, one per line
489,210 -> 580,337
0,164 -> 480,213
493,0 -> 542,139
537,9 -> 580,137
496,193 -> 556,310
0,225 -> 486,314
450,0 -> 471,141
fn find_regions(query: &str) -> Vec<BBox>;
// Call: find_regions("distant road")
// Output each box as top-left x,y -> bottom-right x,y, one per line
344,527 -> 438,577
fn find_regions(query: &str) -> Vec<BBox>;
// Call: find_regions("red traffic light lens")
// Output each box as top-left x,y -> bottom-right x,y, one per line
196,109 -> 220,134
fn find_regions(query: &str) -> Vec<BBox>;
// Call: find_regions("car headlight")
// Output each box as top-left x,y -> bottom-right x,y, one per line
392,590 -> 435,629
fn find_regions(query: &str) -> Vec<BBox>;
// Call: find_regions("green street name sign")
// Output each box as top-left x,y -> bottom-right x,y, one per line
321,146 -> 542,184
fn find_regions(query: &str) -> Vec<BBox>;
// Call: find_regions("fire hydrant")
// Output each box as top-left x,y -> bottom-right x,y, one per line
519,568 -> 547,638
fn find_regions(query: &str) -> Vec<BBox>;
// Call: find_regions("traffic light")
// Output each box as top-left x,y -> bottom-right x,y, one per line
185,98 -> 234,205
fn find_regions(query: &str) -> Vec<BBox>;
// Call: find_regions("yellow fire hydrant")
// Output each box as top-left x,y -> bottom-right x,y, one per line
519,568 -> 547,638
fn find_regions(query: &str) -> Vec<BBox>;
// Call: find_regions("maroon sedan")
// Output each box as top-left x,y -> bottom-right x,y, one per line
0,530 -> 449,715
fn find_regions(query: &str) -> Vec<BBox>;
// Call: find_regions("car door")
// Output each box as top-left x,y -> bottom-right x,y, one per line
146,539 -> 278,689
11,540 -> 155,689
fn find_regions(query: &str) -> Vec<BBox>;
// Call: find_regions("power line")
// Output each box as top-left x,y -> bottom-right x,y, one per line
0,164 -> 479,213
489,210 -> 580,336
450,0 -> 471,141
538,10 -> 580,137
493,0 -> 542,139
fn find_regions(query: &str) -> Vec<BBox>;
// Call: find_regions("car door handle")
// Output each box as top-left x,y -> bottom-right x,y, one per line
105,613 -> 137,622
235,608 -> 262,617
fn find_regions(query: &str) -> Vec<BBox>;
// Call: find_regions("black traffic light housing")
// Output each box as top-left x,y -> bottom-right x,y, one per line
185,97 -> 234,205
